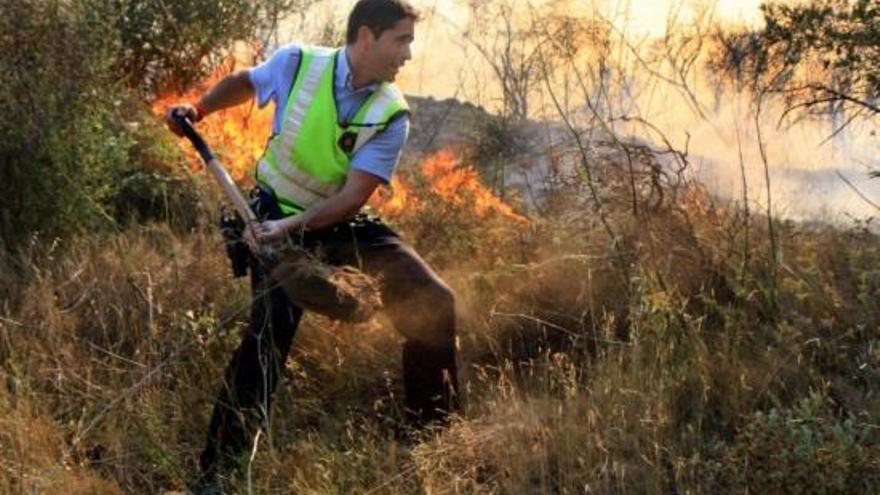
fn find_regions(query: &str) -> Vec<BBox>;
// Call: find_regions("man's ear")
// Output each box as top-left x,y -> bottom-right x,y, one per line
357,25 -> 376,47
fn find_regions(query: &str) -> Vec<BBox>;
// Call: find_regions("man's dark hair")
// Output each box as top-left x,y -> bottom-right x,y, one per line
346,0 -> 419,44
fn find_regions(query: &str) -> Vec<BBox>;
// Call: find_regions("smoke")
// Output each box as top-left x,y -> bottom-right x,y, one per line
583,1 -> 880,223
266,0 -> 880,223
642,82 -> 880,222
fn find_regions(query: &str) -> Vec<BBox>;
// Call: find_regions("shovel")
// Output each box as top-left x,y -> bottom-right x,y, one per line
170,110 -> 380,322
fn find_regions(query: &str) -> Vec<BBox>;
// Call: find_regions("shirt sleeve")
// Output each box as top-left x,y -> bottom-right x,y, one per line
349,115 -> 410,183
247,43 -> 301,109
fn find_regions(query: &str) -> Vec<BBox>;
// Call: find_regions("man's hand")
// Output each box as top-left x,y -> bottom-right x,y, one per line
251,219 -> 288,244
243,216 -> 303,253
165,103 -> 201,137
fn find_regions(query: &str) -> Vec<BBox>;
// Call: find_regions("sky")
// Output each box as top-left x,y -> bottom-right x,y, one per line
281,0 -> 767,100
622,0 -> 764,35
394,0 -> 767,98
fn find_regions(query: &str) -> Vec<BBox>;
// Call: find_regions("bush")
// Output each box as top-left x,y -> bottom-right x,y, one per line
711,392 -> 880,494
109,0 -> 272,95
0,0 -> 264,256
113,170 -> 203,230
0,0 -> 132,255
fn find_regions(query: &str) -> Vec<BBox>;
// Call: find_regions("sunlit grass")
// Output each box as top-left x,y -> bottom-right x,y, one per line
1,160 -> 878,494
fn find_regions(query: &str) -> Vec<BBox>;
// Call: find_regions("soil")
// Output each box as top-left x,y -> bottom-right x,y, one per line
268,245 -> 382,322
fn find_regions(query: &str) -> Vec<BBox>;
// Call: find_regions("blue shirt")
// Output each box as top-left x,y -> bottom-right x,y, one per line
248,43 -> 409,183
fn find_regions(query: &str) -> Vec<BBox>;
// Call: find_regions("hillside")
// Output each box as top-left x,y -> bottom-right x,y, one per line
3,103 -> 880,493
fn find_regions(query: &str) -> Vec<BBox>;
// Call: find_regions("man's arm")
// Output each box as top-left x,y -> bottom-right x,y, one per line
195,70 -> 255,117
165,70 -> 255,135
297,169 -> 384,230
250,169 -> 384,244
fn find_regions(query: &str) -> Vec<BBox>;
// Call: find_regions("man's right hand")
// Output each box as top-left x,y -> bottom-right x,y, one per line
163,71 -> 254,136
165,103 -> 201,137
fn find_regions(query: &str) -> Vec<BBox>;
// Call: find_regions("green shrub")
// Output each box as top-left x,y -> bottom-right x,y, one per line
712,391 -> 880,494
108,0 -> 269,95
0,0 -> 132,254
0,0 -> 263,255
113,170 -> 203,230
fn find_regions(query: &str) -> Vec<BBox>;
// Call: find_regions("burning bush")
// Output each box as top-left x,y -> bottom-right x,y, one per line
369,148 -> 531,268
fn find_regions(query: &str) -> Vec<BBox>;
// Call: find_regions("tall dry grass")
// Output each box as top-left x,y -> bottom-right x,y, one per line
0,149 -> 879,495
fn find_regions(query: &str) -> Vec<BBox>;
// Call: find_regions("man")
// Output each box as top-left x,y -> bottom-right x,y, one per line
166,0 -> 460,492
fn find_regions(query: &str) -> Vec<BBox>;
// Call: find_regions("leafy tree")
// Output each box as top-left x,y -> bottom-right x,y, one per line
712,0 -> 880,128
0,0 -> 131,254
108,0 -> 299,95
0,0 -> 294,255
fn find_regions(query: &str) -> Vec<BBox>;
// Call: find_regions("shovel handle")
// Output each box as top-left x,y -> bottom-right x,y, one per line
170,108 -> 258,225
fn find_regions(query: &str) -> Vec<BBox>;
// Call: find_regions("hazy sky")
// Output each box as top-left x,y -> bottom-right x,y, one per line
280,0 -> 766,98
622,0 -> 764,35
395,0 -> 766,98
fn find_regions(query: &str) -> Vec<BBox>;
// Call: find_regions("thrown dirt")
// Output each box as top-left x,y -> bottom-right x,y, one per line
267,245 -> 382,322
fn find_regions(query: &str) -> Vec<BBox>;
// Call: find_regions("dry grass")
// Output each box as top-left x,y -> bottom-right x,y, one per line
0,164 -> 878,494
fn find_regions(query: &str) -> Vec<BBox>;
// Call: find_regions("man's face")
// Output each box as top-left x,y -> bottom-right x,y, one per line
365,17 -> 415,82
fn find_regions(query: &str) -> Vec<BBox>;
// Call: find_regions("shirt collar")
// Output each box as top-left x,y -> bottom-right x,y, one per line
337,47 -> 381,94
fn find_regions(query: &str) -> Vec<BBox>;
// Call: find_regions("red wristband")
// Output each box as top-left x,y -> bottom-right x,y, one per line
194,101 -> 207,122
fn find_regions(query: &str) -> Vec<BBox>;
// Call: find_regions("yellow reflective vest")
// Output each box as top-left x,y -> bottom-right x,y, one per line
256,45 -> 410,215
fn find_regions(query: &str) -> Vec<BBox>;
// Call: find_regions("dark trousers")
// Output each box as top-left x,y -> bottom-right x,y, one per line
199,195 -> 460,475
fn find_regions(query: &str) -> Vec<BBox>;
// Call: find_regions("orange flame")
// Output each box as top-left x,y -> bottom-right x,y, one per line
422,150 -> 527,223
154,62 -> 525,224
370,149 -> 528,224
152,58 -> 271,182
369,175 -> 421,216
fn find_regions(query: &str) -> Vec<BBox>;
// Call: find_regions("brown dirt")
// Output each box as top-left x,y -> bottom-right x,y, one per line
268,245 -> 382,322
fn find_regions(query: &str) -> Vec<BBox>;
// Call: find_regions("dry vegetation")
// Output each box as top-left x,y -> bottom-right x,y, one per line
2,0 -> 880,494
1,141 -> 879,494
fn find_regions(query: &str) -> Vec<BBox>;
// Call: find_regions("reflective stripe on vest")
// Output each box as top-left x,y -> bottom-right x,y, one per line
256,45 -> 409,215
